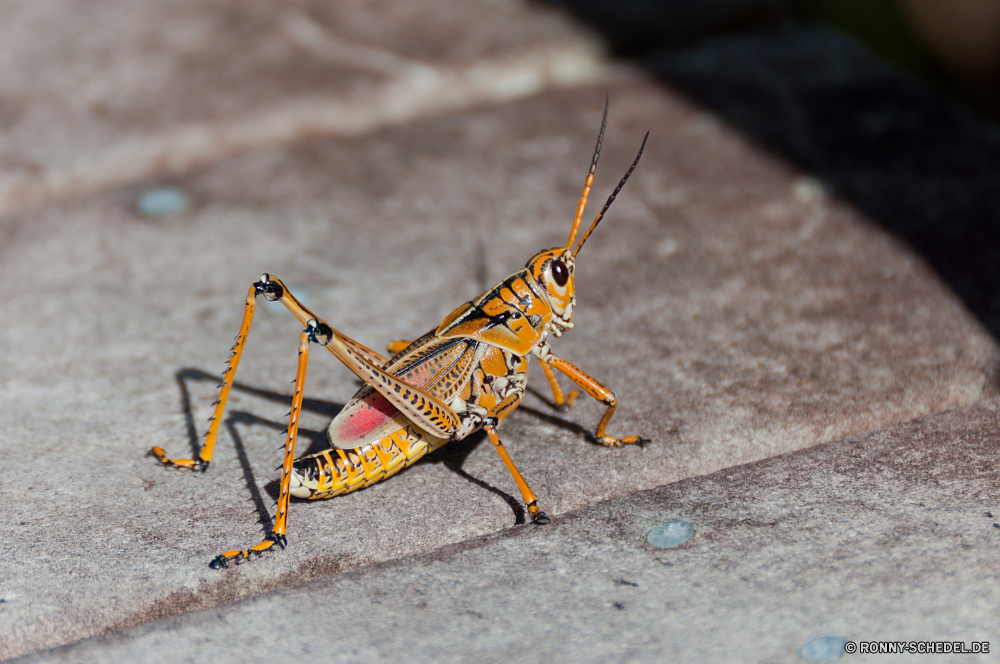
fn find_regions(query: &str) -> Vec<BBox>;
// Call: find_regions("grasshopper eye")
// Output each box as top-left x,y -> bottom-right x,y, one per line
551,259 -> 569,287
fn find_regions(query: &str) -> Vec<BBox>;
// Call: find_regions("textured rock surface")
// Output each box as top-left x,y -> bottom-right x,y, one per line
2,1 -> 999,660
20,398 -> 1000,663
0,0 -> 605,216
642,24 -> 1000,338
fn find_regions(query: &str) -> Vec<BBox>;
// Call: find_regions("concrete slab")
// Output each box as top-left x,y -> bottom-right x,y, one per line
19,396 -> 1000,663
643,23 -> 1000,337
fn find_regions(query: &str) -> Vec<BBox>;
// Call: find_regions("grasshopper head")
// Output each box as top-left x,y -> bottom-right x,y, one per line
527,248 -> 576,324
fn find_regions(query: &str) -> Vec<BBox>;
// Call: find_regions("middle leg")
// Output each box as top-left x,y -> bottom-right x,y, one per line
482,393 -> 550,525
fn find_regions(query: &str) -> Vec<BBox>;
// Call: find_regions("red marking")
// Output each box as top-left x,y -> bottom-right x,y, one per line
333,392 -> 399,441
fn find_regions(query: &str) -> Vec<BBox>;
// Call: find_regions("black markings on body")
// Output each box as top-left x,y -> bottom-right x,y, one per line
525,274 -> 546,302
501,282 -> 531,309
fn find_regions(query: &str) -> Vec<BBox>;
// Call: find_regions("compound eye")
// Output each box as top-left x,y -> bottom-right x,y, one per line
550,259 -> 569,287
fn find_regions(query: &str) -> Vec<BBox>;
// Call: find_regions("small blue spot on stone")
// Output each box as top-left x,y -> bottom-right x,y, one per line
646,520 -> 694,548
137,187 -> 190,218
799,636 -> 847,661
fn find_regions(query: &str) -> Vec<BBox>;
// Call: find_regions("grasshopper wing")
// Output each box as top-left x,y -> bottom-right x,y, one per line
328,334 -> 481,449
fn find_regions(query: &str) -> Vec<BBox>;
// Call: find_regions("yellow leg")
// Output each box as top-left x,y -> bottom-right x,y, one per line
483,405 -> 549,525
538,357 -> 579,410
151,285 -> 258,472
210,324 -> 314,569
545,355 -> 648,448
151,275 -> 386,472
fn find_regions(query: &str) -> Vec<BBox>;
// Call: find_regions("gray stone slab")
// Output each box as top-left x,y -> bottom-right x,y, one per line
0,0 -> 605,215
2,76 -> 997,658
19,397 -> 1000,664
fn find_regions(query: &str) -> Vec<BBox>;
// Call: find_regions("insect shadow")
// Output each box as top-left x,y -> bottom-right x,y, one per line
520,385 -> 610,447
173,367 -> 546,527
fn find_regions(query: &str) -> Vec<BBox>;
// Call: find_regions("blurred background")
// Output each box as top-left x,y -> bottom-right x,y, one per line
547,0 -> 1000,119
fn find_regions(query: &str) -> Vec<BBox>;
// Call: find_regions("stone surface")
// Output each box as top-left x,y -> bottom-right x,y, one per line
0,0 -> 606,216
3,1 -> 1000,660
19,397 -> 1000,663
2,77 -> 997,658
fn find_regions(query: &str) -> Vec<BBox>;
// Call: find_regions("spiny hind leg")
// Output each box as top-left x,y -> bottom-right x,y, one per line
150,285 -> 260,472
545,355 -> 649,448
210,324 -> 315,569
260,274 -> 461,440
152,274 -> 388,473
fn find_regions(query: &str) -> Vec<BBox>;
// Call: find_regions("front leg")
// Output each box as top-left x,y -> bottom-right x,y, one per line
531,343 -> 579,411
544,354 -> 648,448
537,357 -> 580,411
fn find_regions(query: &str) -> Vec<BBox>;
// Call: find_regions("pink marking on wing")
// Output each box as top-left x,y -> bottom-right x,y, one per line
334,392 -> 399,440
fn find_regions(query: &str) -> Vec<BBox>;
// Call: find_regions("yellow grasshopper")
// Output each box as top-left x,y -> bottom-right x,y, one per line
151,98 -> 649,569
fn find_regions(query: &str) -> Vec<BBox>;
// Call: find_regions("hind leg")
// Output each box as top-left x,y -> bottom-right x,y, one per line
210,323 -> 314,568
151,275 -> 393,472
150,285 -> 259,472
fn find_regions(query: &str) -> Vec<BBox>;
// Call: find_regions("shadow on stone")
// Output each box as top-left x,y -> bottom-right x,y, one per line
518,399 -> 600,446
642,26 -> 1000,341
175,367 -> 532,524
421,432 -> 527,525
224,412 -> 284,531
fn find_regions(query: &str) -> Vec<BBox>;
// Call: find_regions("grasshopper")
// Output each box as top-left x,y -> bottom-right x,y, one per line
151,98 -> 649,569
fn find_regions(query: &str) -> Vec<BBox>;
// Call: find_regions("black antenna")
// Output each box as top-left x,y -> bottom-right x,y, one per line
573,131 -> 649,257
566,92 -> 610,250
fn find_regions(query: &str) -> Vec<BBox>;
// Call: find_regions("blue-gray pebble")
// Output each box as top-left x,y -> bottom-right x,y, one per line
799,636 -> 847,662
137,187 -> 190,218
646,520 -> 694,548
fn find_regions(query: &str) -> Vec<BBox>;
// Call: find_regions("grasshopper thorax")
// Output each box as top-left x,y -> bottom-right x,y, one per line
526,248 -> 576,328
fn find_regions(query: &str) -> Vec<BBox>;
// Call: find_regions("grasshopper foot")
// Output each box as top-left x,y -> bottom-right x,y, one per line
149,447 -> 210,473
555,389 -> 581,413
209,533 -> 287,570
527,501 -> 551,525
597,435 -> 650,449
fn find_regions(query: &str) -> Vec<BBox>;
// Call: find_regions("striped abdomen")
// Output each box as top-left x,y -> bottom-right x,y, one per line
288,425 -> 446,500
